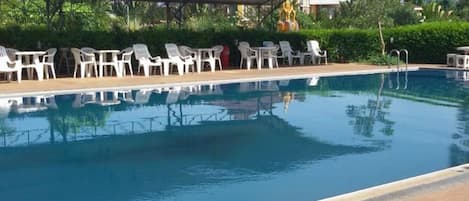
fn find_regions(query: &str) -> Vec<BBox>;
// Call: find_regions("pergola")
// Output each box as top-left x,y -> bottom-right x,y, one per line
133,0 -> 287,30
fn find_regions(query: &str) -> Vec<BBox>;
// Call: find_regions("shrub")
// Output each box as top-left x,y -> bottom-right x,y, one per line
0,22 -> 468,65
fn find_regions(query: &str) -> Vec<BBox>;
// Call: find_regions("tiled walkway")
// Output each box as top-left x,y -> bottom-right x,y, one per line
0,63 -> 422,97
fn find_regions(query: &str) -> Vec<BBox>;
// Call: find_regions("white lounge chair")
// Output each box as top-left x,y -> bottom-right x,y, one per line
71,48 -> 98,78
118,47 -> 134,77
279,41 -> 304,66
238,41 -> 258,70
165,43 -> 194,75
0,46 -> 21,83
133,44 -> 162,76
42,48 -> 57,79
307,40 -> 327,64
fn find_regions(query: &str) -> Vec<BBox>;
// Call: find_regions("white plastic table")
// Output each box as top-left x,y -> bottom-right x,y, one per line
15,51 -> 46,81
95,50 -> 120,77
252,47 -> 277,69
456,46 -> 469,54
193,48 -> 216,73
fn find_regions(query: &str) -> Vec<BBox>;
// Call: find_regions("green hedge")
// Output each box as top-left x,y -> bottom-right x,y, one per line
1,22 -> 468,65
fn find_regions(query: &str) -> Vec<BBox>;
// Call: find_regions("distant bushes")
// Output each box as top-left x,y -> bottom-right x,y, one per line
1,22 -> 468,65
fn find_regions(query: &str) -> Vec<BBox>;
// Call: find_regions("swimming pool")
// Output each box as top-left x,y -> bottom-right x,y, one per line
0,70 -> 468,201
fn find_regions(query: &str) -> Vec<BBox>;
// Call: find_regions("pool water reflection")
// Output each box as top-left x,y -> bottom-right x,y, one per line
0,70 -> 468,201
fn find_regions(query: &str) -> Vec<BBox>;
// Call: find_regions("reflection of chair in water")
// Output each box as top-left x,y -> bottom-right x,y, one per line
0,97 -> 20,117
95,91 -> 121,106
135,89 -> 155,104
307,77 -> 320,86
278,80 -> 290,87
11,97 -> 48,113
116,90 -> 134,103
455,71 -> 469,81
166,87 -> 182,104
73,92 -> 97,108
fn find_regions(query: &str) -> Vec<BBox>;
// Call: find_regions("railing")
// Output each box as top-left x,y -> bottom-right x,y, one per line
0,108 -> 273,148
388,49 -> 409,90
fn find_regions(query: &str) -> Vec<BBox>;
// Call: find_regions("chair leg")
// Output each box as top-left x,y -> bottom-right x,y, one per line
51,64 -> 56,79
17,71 -> 22,83
80,64 -> 86,79
44,66 -> 50,79
218,59 -> 223,71
128,63 -> 133,77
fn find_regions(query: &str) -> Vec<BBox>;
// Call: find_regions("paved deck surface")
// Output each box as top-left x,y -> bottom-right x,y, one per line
2,62 -> 468,201
0,63 -> 416,97
322,164 -> 469,201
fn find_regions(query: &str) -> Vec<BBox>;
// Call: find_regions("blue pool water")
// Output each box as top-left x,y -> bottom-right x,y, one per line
0,70 -> 468,201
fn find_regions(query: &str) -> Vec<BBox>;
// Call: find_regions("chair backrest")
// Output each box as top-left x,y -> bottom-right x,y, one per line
279,41 -> 294,56
178,46 -> 194,58
0,46 -> 11,68
44,48 -> 57,63
212,45 -> 223,57
70,48 -> 82,64
307,40 -> 321,55
80,48 -> 95,62
133,44 -> 151,60
120,47 -> 133,61
81,47 -> 96,54
263,41 -> 275,47
238,45 -> 248,58
239,41 -> 250,47
5,48 -> 17,61
165,43 -> 183,59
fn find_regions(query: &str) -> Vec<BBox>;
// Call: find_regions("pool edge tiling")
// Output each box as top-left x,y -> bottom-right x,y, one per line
0,63 -> 420,98
321,163 -> 469,201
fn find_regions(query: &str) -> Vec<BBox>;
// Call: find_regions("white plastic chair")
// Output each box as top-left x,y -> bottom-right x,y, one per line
279,41 -> 304,66
42,48 -> 57,79
133,44 -> 162,76
0,46 -> 21,83
118,47 -> 134,77
165,43 -> 194,75
71,48 -> 98,78
263,46 -> 279,68
212,45 -> 224,71
80,47 -> 98,76
238,41 -> 258,70
307,40 -> 327,64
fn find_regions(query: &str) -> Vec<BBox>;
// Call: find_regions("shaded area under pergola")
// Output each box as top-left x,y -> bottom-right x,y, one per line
133,0 -> 286,30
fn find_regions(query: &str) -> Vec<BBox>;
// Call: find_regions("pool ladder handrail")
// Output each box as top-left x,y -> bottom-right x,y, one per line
388,49 -> 409,90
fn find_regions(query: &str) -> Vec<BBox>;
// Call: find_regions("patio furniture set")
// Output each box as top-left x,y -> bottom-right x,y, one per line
447,46 -> 469,68
0,40 -> 327,83
238,40 -> 327,70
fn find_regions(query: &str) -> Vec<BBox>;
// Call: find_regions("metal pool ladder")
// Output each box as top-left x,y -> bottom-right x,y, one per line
388,49 -> 409,90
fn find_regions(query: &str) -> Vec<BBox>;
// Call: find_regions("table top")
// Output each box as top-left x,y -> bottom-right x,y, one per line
95,50 -> 120,53
193,48 -> 216,51
15,51 -> 46,55
252,46 -> 277,50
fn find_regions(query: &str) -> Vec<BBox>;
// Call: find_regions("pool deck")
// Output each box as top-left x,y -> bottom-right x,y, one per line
321,163 -> 469,201
1,62 -> 468,200
0,63 -> 424,98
